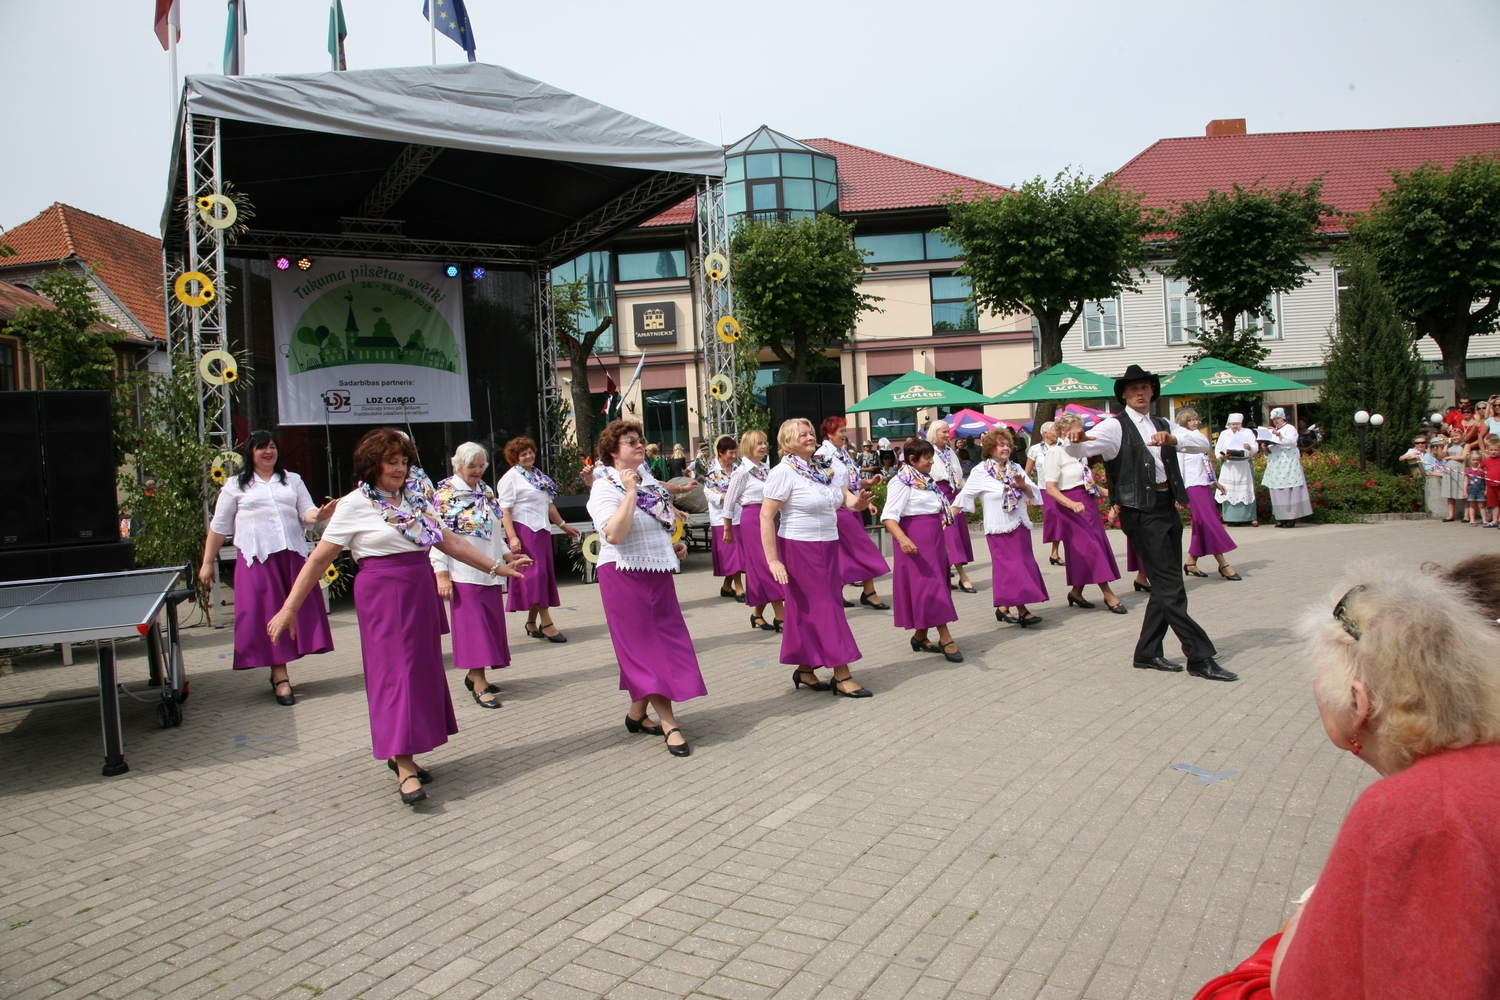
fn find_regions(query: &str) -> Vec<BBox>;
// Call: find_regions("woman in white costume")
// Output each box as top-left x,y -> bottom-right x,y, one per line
1214,414 -> 1259,526
1260,408 -> 1312,527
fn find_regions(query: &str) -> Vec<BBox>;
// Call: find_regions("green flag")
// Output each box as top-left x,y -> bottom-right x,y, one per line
328,0 -> 347,70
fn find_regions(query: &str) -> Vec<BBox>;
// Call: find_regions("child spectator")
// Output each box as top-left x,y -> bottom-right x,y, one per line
1464,448 -> 1488,525
1483,434 -> 1500,528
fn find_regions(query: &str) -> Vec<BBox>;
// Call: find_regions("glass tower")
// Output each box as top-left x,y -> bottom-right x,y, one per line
724,126 -> 839,223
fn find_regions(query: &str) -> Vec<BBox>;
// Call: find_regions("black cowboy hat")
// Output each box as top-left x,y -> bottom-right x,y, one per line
1114,364 -> 1160,403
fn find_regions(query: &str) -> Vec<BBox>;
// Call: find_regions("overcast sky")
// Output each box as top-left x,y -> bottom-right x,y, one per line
2,0 -> 1498,237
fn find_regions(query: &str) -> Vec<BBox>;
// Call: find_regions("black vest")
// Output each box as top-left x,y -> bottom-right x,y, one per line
1104,411 -> 1187,511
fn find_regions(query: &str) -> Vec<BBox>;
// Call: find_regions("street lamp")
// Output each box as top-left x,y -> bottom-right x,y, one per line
1354,410 -> 1370,470
1370,413 -> 1385,468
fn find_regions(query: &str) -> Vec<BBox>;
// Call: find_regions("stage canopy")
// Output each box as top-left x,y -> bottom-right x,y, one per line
162,63 -> 724,265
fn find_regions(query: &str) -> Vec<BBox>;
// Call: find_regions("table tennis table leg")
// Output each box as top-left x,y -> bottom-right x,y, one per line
97,640 -> 129,776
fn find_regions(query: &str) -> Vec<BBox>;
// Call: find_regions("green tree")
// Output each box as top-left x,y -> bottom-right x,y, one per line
1320,251 -> 1430,470
1165,179 -> 1330,366
1347,153 -> 1500,400
729,213 -> 879,383
553,277 -> 614,455
939,170 -> 1155,421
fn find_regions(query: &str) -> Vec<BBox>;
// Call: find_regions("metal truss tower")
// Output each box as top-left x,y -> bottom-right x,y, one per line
696,177 -> 736,443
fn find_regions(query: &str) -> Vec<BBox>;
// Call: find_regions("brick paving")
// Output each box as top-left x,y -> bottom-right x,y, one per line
0,520 -> 1485,1000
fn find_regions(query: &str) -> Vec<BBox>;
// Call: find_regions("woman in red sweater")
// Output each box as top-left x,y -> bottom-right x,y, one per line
1195,561 -> 1500,1000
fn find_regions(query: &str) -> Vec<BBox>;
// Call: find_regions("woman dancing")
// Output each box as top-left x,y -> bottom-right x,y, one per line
926,419 -> 976,592
815,416 -> 890,610
704,434 -> 745,601
724,430 -> 785,632
497,436 -> 579,642
882,439 -> 963,662
1043,412 -> 1124,613
1173,409 -> 1242,581
1025,421 -> 1065,566
957,428 -> 1047,627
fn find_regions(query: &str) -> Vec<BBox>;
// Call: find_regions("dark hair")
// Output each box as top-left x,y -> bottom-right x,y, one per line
903,437 -> 935,463
351,427 -> 418,488
715,434 -> 736,456
597,420 -> 644,467
504,435 -> 538,466
820,415 -> 847,441
237,430 -> 286,488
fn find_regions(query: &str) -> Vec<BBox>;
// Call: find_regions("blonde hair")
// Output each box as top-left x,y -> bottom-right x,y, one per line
672,443 -> 686,459
1175,407 -> 1199,424
1306,561 -> 1500,769
1052,412 -> 1083,435
738,429 -> 767,459
777,418 -> 812,457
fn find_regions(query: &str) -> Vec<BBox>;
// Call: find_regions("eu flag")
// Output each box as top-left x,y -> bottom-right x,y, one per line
423,0 -> 476,63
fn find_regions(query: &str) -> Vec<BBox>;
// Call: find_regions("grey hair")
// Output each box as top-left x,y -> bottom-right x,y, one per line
925,419 -> 950,438
1303,559 -> 1500,769
1039,421 -> 1056,436
450,441 -> 489,474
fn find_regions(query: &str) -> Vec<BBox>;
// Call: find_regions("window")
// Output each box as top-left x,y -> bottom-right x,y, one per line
931,274 -> 977,331
924,231 -> 960,260
552,252 -> 614,354
1165,278 -> 1200,344
617,249 -> 685,282
866,374 -> 916,441
723,127 -> 840,224
1082,299 -> 1122,350
1335,268 -> 1353,317
852,230 -> 962,265
643,388 -> 689,451
1031,317 -> 1042,367
0,340 -> 16,391
1236,295 -> 1280,340
935,369 -> 981,420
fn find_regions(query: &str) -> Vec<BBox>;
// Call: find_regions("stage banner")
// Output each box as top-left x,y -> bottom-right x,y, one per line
271,258 -> 471,425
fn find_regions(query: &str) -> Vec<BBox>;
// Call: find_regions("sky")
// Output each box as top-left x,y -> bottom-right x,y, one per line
2,0 -> 1498,237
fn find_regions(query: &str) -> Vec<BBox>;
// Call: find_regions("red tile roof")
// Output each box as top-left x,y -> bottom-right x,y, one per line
0,280 -> 55,324
639,138 -> 1005,227
1109,122 -> 1500,230
0,203 -> 166,339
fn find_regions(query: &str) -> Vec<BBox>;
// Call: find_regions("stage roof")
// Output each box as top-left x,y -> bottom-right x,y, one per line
163,64 -> 723,266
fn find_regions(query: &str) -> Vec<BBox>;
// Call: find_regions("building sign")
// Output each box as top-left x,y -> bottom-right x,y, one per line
1048,376 -> 1101,394
270,258 -> 471,425
632,301 -> 678,346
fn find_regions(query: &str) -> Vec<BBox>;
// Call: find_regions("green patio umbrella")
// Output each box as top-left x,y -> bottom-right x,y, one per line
987,363 -> 1115,404
846,370 -> 992,413
1158,357 -> 1310,396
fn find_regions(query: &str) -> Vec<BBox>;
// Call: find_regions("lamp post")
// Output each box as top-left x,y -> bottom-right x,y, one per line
1370,413 -> 1385,468
1354,410 -> 1370,470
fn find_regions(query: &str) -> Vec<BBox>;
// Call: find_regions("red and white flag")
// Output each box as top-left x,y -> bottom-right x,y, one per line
154,0 -> 181,50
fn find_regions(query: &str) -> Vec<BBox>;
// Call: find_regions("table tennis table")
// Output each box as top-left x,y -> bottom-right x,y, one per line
0,567 -> 193,776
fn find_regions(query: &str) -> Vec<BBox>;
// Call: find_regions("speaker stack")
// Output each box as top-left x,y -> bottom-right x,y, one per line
0,391 -> 133,582
765,383 -> 847,464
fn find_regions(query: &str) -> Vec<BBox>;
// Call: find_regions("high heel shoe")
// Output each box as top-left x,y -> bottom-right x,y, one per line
537,624 -> 567,643
663,728 -> 691,757
1067,593 -> 1095,609
719,585 -> 738,599
1104,600 -> 1128,615
1133,581 -> 1152,592
1184,564 -> 1208,578
940,640 -> 964,663
910,636 -> 940,654
388,758 -> 433,783
625,713 -> 664,736
462,676 -> 501,709
995,608 -> 1019,624
1218,566 -> 1243,581
270,677 -> 295,706
751,613 -> 774,631
792,669 -> 830,691
772,618 -> 784,632
830,676 -> 873,698
1049,556 -> 1065,566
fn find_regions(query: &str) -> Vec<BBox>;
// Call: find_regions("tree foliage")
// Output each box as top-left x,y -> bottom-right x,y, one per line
729,214 -> 879,383
1320,251 -> 1430,470
939,170 -> 1155,420
1346,153 -> 1500,399
552,277 -> 614,456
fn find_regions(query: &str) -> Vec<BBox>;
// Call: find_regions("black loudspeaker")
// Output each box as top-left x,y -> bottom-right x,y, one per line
0,540 -> 135,583
766,383 -> 847,464
40,391 -> 120,545
552,493 -> 591,525
0,392 -> 47,548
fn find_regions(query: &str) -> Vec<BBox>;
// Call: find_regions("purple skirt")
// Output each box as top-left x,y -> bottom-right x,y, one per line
739,503 -> 786,606
835,506 -> 890,585
1055,487 -> 1120,587
779,537 -> 861,667
1126,539 -> 1140,573
711,523 -> 743,577
232,549 -> 333,669
935,481 -> 974,565
448,582 -> 510,670
597,563 -> 707,703
892,514 -> 957,630
987,530 -> 1049,606
506,523 -> 560,612
1041,493 -> 1062,544
353,550 -> 457,759
1187,485 -> 1238,559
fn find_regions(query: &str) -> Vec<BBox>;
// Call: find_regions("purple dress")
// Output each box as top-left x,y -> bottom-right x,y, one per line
1186,485 -> 1238,559
891,513 -> 957,629
232,549 -> 333,668
738,503 -> 786,606
1054,486 -> 1120,587
988,531 -> 1048,606
779,538 -> 861,666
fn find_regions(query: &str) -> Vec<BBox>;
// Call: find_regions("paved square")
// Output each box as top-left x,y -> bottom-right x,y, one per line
0,520 -> 1485,1000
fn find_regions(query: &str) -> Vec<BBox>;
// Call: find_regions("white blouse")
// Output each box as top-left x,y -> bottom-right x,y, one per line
320,490 -> 429,563
208,471 -> 316,564
1025,442 -> 1052,470
815,440 -> 863,492
1214,427 -> 1258,459
704,460 -> 742,525
1177,450 -> 1217,489
881,473 -> 946,522
956,460 -> 1041,535
764,461 -> 842,543
1042,446 -> 1087,492
930,446 -> 965,488
497,466 -> 555,533
723,458 -> 770,510
586,467 -> 679,573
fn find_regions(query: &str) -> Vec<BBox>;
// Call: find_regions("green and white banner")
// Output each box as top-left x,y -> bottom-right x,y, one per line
271,258 -> 470,425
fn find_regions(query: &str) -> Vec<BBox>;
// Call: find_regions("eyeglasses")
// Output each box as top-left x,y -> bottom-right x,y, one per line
1413,440 -> 1428,446
618,436 -> 644,447
1333,585 -> 1367,641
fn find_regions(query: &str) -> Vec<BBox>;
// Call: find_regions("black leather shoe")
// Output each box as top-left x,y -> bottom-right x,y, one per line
792,669 -> 830,691
1067,593 -> 1095,609
1104,601 -> 1128,615
940,641 -> 963,663
830,677 -> 873,698
664,728 -> 691,757
843,599 -> 856,608
995,608 -> 1019,624
1133,581 -> 1152,592
398,775 -> 426,805
1187,658 -> 1239,682
388,758 -> 433,783
859,593 -> 890,610
1218,567 -> 1243,581
270,677 -> 296,706
1133,656 -> 1183,672
625,713 -> 664,736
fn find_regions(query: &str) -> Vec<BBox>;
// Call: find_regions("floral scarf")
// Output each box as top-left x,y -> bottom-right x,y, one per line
746,459 -> 768,482
601,466 -> 677,531
786,454 -> 835,486
898,464 -> 955,527
434,476 -> 497,540
518,464 -> 558,498
1080,461 -> 1101,499
831,443 -> 861,491
983,458 -> 1029,514
361,468 -> 445,547
937,446 -> 964,486
705,461 -> 733,501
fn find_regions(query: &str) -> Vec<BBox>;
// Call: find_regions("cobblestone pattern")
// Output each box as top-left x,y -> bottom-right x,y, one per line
0,521 -> 1479,999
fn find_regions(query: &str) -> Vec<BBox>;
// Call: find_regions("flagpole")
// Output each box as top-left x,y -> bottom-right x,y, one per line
330,0 -> 337,70
168,23 -> 177,120
430,3 -> 436,65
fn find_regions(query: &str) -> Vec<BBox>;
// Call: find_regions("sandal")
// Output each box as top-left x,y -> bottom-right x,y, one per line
772,618 -> 784,633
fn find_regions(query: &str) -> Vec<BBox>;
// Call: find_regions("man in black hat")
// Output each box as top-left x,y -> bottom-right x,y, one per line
1063,364 -> 1237,681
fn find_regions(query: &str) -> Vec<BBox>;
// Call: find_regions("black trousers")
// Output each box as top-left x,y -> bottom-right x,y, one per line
1119,501 -> 1217,665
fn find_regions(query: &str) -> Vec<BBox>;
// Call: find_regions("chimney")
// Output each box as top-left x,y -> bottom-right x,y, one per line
1206,119 -> 1246,137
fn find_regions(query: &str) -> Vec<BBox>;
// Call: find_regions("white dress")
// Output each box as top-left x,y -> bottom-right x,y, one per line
1260,424 -> 1312,520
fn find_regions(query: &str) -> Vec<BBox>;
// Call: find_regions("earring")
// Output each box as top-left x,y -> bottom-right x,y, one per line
1348,737 -> 1362,756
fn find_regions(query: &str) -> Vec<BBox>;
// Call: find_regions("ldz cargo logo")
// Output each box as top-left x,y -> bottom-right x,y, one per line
1048,376 -> 1100,393
891,384 -> 945,402
1202,371 -> 1254,387
321,390 -> 351,412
